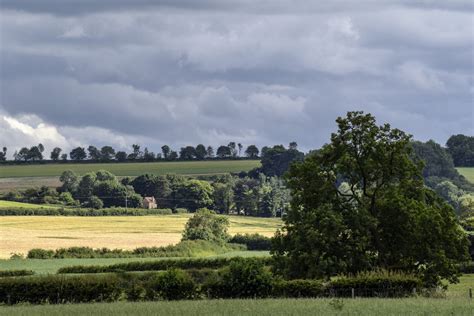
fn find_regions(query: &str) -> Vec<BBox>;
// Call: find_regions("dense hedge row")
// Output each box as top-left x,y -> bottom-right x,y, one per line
229,233 -> 272,250
27,241 -> 245,259
58,257 -> 272,274
0,207 -> 176,216
0,270 -> 35,277
0,274 -> 122,304
327,271 -> 422,297
0,265 -> 421,305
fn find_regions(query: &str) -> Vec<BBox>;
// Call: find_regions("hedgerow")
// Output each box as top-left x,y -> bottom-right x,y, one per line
0,269 -> 422,305
57,257 -> 272,274
0,270 -> 35,277
26,240 -> 245,259
229,233 -> 272,250
0,207 -> 175,216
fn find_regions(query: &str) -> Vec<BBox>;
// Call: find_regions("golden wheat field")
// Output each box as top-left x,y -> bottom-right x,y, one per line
0,215 -> 282,258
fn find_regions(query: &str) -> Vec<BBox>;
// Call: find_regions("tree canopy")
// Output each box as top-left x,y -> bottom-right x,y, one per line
272,111 -> 469,287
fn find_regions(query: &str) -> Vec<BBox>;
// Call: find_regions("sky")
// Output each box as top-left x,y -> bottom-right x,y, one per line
1,0 -> 473,157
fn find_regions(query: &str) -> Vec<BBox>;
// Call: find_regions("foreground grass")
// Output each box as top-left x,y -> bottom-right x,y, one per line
0,251 -> 269,274
1,297 -> 472,316
0,215 -> 281,258
457,167 -> 474,183
0,160 -> 261,178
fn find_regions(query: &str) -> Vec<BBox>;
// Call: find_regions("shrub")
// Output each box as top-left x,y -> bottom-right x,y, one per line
229,233 -> 272,250
272,279 -> 324,298
145,269 -> 196,300
27,248 -> 54,259
204,258 -> 274,298
0,270 -> 34,277
182,208 -> 230,244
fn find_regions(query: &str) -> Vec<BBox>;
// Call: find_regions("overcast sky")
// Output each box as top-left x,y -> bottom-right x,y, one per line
1,0 -> 473,157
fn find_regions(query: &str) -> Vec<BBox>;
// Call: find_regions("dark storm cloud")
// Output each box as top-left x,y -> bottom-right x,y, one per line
0,1 -> 472,155
1,0 -> 472,15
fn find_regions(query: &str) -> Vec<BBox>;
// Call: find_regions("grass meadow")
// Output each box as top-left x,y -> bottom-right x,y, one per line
0,251 -> 270,274
0,215 -> 282,258
458,167 -> 474,183
0,297 -> 472,316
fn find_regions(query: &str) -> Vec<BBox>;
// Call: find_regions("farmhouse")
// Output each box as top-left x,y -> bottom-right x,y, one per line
143,197 -> 157,209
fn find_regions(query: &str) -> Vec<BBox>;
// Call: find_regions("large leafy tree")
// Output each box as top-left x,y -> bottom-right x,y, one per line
259,144 -> 304,177
446,134 -> 474,167
272,111 -> 469,287
182,208 -> 230,244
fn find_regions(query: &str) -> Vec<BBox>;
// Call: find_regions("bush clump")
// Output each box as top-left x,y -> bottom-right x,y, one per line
146,269 -> 196,300
204,258 -> 274,298
27,248 -> 54,259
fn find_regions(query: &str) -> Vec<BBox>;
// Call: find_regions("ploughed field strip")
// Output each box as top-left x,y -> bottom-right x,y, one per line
0,215 -> 282,258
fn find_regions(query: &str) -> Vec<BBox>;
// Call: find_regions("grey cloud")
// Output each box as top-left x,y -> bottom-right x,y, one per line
0,1 -> 473,154
2,0 -> 472,16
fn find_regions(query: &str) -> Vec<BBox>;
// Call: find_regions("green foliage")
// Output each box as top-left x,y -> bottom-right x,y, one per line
273,111 -> 469,287
27,248 -> 54,259
204,258 -> 274,298
182,208 -> 230,243
59,170 -> 79,193
0,270 -> 34,277
447,134 -> 474,167
146,269 -> 196,300
229,233 -> 272,250
176,180 -> 214,211
258,143 -> 304,177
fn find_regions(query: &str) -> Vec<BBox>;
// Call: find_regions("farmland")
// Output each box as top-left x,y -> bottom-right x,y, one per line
0,215 -> 282,258
0,160 -> 261,192
458,167 -> 474,183
0,160 -> 261,178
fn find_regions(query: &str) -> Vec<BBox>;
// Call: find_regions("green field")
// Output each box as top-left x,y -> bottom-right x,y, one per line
0,200 -> 61,209
0,160 -> 261,178
0,251 -> 270,274
458,167 -> 474,183
1,296 -> 472,316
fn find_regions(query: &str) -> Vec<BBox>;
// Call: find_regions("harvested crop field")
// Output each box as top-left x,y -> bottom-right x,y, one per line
0,215 -> 282,258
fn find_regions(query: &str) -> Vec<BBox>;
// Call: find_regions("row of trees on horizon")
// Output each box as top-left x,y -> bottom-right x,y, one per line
0,142 -> 269,163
